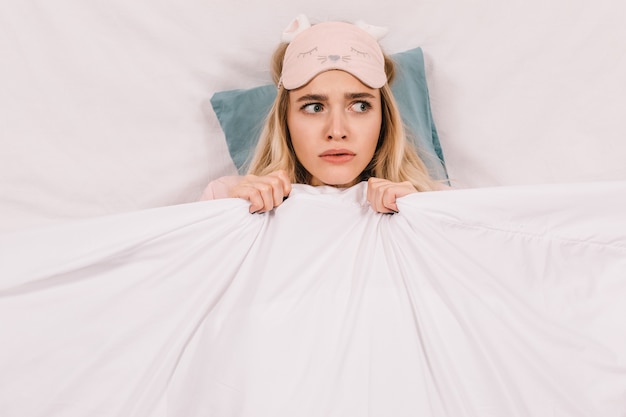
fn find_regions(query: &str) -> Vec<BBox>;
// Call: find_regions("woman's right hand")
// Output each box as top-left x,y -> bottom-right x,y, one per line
229,170 -> 292,213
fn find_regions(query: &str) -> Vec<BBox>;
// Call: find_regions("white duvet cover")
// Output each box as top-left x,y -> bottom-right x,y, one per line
1,181 -> 625,416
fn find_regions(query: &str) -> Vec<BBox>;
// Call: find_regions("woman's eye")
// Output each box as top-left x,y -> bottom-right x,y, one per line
302,103 -> 323,113
351,101 -> 371,113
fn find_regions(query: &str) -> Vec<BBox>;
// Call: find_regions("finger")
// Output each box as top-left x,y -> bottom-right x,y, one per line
366,177 -> 382,205
270,170 -> 292,197
239,177 -> 278,212
376,189 -> 396,213
367,178 -> 393,213
256,183 -> 275,213
384,182 -> 418,212
264,176 -> 286,209
237,187 -> 264,214
381,188 -> 399,213
372,189 -> 396,213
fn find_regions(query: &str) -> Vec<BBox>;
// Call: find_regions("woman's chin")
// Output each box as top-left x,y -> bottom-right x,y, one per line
311,176 -> 360,188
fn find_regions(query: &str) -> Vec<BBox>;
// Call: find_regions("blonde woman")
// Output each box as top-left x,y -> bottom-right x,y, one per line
202,15 -> 447,213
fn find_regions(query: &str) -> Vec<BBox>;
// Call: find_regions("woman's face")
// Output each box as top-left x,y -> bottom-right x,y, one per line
287,70 -> 382,187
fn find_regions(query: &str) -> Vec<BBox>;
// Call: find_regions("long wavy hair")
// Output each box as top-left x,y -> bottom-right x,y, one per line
247,42 -> 440,191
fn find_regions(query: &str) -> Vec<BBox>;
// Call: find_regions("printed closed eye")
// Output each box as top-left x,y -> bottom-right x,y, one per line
350,47 -> 369,58
297,47 -> 318,58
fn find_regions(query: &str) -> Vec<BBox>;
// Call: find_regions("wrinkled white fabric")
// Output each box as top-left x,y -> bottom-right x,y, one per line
1,181 -> 625,417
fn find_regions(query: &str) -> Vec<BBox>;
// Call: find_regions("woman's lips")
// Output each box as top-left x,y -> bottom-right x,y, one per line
319,149 -> 356,163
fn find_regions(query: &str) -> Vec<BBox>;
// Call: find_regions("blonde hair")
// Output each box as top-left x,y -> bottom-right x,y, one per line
247,42 -> 440,191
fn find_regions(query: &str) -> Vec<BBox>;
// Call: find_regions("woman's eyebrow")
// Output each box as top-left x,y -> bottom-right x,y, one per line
296,93 -> 328,102
295,92 -> 376,102
345,92 -> 376,100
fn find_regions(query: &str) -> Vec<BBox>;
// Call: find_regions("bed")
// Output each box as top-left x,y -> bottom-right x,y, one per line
1,1 -> 625,416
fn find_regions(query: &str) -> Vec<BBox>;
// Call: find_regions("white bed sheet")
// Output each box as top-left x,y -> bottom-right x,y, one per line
1,181 -> 625,416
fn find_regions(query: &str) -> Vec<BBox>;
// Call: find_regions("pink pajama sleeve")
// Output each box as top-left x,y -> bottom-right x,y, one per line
199,176 -> 242,200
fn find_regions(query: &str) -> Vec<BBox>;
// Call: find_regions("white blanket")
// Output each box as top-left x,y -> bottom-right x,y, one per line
1,181 -> 625,416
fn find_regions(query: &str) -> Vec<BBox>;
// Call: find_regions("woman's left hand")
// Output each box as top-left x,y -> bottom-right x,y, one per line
366,177 -> 418,213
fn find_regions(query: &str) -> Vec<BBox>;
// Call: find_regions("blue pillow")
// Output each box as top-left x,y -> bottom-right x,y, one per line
210,47 -> 447,180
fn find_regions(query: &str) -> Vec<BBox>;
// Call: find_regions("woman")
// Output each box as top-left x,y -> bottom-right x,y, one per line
202,15 -> 447,213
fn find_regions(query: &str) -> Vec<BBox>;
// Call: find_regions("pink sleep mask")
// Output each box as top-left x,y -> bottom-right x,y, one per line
279,15 -> 388,90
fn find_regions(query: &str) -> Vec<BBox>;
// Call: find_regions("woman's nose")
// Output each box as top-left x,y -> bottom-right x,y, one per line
326,110 -> 347,140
